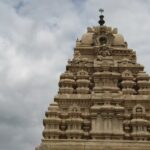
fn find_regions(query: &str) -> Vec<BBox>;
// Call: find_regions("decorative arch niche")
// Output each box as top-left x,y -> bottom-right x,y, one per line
133,104 -> 145,115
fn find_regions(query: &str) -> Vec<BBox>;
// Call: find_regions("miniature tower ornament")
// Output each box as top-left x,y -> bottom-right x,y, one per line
36,12 -> 150,150
98,9 -> 105,26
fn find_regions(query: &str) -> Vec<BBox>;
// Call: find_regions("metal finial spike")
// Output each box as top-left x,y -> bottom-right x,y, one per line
98,9 -> 105,26
99,8 -> 104,14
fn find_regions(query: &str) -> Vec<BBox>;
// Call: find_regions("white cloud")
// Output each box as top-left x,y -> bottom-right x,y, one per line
0,0 -> 150,150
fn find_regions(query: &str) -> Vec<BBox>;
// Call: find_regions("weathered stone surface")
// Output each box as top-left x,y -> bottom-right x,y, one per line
36,21 -> 150,149
36,140 -> 150,150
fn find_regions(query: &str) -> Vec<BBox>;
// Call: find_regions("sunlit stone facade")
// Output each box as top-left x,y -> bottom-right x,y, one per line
36,22 -> 150,150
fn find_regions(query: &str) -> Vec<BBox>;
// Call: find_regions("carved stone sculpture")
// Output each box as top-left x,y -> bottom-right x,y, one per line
36,20 -> 150,150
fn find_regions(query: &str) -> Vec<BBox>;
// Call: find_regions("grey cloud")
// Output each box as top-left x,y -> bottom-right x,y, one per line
0,1 -> 150,150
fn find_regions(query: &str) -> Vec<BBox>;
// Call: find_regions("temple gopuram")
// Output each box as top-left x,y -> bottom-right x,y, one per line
36,10 -> 150,150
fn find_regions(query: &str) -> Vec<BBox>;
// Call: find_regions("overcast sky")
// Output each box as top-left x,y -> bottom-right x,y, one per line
0,0 -> 150,150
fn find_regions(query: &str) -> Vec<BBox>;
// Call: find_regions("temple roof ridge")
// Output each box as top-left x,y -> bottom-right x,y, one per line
78,25 -> 127,48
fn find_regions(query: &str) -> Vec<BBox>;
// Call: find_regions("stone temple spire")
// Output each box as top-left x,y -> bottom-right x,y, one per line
36,12 -> 150,150
98,9 -> 105,26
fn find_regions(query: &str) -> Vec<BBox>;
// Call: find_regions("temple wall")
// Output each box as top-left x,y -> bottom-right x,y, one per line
36,140 -> 150,150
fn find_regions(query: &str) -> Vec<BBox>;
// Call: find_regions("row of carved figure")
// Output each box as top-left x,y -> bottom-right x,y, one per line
59,70 -> 150,94
42,103 -> 150,141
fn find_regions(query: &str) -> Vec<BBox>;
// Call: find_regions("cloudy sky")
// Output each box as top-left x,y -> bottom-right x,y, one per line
0,0 -> 150,150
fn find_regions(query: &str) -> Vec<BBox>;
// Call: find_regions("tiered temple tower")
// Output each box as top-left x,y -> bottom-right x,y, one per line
36,12 -> 150,150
